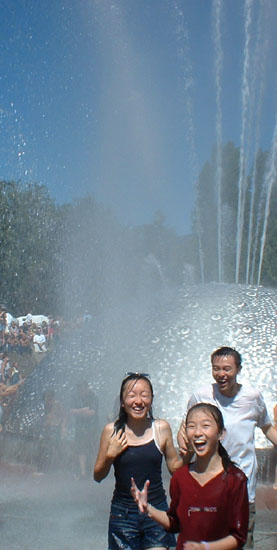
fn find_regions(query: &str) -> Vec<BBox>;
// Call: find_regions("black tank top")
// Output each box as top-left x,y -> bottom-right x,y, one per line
112,425 -> 166,507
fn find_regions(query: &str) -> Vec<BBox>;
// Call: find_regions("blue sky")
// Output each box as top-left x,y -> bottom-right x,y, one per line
1,0 -> 277,234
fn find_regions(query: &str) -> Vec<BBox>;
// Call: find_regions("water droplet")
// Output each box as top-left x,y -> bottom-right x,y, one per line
243,326 -> 253,334
211,314 -> 222,321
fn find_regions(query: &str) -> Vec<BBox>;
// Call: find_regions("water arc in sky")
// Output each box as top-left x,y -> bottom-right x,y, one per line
213,0 -> 223,283
244,0 -> 268,284
257,115 -> 277,285
235,0 -> 253,284
172,0 -> 205,281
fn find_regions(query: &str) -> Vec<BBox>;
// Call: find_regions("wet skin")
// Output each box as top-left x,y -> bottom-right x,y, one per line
122,378 -> 152,422
186,409 -> 222,459
212,355 -> 241,397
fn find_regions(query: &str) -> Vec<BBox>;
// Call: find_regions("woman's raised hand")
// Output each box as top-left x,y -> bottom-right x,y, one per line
107,428 -> 128,459
130,478 -> 150,514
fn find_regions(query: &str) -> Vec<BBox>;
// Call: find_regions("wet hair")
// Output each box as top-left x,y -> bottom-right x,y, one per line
114,373 -> 154,433
211,346 -> 242,370
186,402 -> 235,472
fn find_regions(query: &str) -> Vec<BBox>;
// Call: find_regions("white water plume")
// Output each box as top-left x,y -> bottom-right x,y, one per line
173,0 -> 204,282
213,0 -> 223,283
235,0 -> 254,283
248,2 -> 272,284
250,173 -> 266,284
257,116 -> 277,284
91,0 -> 168,222
245,1 -> 269,283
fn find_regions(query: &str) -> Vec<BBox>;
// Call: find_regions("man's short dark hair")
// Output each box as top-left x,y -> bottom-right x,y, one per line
211,346 -> 242,369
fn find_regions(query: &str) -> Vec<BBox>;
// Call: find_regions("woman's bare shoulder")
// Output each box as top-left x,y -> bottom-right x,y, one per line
102,422 -> 115,435
154,418 -> 173,440
154,418 -> 172,430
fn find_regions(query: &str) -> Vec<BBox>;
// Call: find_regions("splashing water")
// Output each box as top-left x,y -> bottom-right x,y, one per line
235,0 -> 253,283
257,116 -> 277,284
213,0 -> 224,283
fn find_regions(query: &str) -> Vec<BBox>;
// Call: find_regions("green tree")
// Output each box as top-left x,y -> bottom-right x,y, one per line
0,181 -> 60,314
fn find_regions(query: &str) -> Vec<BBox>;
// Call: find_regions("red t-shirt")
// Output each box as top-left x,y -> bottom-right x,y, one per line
167,464 -> 248,549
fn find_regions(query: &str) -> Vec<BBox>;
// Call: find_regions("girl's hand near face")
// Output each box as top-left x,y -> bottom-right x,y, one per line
94,424 -> 128,481
107,429 -> 128,459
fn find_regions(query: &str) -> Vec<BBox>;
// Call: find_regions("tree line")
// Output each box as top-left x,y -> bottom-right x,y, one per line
0,142 -> 276,316
0,181 -> 195,317
194,142 -> 277,285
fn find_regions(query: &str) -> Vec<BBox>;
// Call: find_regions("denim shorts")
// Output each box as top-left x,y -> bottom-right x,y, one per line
108,500 -> 176,550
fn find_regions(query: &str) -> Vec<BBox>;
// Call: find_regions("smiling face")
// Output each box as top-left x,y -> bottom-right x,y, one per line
212,354 -> 241,397
121,378 -> 153,421
186,408 -> 222,458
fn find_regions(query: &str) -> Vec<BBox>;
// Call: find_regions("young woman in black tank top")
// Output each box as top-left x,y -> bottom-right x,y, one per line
94,373 -> 183,550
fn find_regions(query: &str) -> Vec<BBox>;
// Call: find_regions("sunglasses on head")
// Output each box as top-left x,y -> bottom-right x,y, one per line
124,372 -> 150,378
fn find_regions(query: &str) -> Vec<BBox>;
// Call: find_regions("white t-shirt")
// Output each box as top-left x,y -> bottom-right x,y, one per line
186,384 -> 271,502
33,333 -> 47,351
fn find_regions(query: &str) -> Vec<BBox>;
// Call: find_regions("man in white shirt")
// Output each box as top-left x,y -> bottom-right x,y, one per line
33,326 -> 47,352
177,346 -> 277,549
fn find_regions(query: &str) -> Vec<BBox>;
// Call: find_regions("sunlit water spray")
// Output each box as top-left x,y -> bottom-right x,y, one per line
4,283 -> 277,453
173,0 -> 204,282
0,102 -> 35,181
235,0 -> 253,283
257,116 -> 277,284
245,1 -> 269,284
213,0 -> 223,283
245,2 -> 265,283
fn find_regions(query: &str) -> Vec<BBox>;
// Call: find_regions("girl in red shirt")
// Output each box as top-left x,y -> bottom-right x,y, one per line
131,403 -> 249,550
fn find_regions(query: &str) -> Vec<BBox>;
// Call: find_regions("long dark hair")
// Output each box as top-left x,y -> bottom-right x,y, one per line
186,403 -> 235,472
114,373 -> 154,433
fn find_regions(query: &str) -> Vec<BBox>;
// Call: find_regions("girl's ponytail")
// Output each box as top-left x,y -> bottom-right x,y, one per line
218,441 -> 235,471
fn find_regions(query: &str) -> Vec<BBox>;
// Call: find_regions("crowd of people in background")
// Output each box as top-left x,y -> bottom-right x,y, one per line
0,304 -> 99,480
38,381 -> 99,479
0,306 -> 61,355
0,305 -> 62,429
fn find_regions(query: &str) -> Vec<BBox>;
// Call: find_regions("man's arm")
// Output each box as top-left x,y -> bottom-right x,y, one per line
261,404 -> 277,446
177,420 -> 193,464
177,393 -> 199,462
